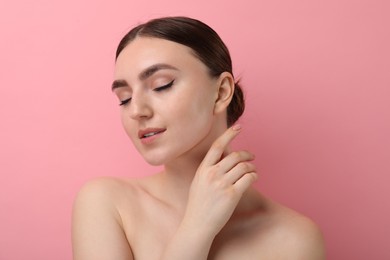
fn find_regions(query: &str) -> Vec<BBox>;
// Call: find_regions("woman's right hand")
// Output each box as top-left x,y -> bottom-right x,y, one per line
181,125 -> 258,238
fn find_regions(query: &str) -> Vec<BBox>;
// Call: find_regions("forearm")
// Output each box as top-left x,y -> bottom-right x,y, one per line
160,223 -> 215,260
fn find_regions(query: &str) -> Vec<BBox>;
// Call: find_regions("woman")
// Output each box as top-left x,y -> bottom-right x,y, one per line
72,16 -> 325,259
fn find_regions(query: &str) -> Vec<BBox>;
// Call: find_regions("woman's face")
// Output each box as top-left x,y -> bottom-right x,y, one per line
113,37 -> 220,165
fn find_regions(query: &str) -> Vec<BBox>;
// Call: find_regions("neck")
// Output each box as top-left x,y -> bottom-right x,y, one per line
156,121 -> 226,211
147,121 -> 264,222
158,146 -> 208,211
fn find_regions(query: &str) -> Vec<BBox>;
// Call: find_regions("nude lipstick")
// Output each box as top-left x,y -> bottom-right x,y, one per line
138,128 -> 166,144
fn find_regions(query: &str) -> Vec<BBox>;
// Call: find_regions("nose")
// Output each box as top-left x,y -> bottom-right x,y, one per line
127,92 -> 153,120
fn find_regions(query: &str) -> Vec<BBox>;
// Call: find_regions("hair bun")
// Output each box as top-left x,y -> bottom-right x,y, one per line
227,81 -> 245,127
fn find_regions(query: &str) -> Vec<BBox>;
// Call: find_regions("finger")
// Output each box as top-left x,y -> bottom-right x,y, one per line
217,150 -> 254,174
233,172 -> 258,195
221,145 -> 232,160
224,162 -> 257,184
202,124 -> 242,166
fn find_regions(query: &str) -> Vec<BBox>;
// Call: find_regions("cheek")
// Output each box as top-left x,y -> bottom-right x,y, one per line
120,113 -> 137,143
171,90 -> 215,139
175,88 -> 214,118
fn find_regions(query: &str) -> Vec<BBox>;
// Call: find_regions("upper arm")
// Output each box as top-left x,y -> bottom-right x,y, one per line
72,178 -> 134,260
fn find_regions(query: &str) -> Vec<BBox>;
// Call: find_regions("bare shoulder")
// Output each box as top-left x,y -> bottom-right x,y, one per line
74,176 -> 138,203
263,199 -> 326,260
72,176 -> 144,235
72,177 -> 139,222
72,177 -> 140,260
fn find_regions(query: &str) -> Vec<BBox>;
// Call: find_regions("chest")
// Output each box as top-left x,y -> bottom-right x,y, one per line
130,228 -> 265,260
119,189 -> 272,260
124,209 -> 268,260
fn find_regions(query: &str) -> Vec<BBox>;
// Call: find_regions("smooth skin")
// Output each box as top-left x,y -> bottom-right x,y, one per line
72,37 -> 325,260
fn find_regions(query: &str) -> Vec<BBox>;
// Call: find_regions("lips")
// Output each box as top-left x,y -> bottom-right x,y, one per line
138,128 -> 166,139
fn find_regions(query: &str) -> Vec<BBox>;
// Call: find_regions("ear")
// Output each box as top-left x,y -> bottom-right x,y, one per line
214,72 -> 235,115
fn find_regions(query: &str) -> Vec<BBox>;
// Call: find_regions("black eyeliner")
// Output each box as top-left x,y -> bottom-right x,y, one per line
119,97 -> 131,106
119,79 -> 174,106
155,79 -> 175,92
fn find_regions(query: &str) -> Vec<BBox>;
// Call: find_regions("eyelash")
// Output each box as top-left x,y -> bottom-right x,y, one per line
154,79 -> 175,92
119,97 -> 132,106
119,80 -> 175,106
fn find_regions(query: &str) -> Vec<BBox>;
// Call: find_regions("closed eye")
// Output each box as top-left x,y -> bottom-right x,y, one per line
118,80 -> 174,106
119,97 -> 132,106
154,80 -> 174,92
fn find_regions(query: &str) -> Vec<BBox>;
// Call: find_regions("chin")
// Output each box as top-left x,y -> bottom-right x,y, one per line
140,151 -> 172,166
144,157 -> 165,166
140,147 -> 193,167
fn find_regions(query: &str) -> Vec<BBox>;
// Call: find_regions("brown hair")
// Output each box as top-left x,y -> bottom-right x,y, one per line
116,16 -> 245,127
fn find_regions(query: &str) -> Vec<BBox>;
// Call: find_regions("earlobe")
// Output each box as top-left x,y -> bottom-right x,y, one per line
214,72 -> 235,114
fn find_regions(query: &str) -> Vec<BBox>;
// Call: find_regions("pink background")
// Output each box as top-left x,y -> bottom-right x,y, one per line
1,0 -> 389,259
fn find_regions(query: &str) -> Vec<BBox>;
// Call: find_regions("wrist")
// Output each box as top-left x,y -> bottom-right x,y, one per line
180,214 -> 220,240
160,222 -> 215,260
178,219 -> 216,244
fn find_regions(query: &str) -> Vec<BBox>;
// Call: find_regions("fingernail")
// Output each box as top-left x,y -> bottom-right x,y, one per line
232,124 -> 241,131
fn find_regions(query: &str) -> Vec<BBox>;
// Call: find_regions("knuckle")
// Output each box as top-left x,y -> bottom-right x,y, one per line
243,151 -> 254,160
249,173 -> 258,182
211,164 -> 221,174
244,162 -> 253,172
215,179 -> 227,190
243,162 -> 251,172
231,151 -> 241,160
238,162 -> 251,172
206,165 -> 220,179
212,142 -> 224,152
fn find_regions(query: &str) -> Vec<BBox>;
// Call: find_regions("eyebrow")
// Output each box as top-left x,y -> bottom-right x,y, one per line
111,63 -> 179,91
